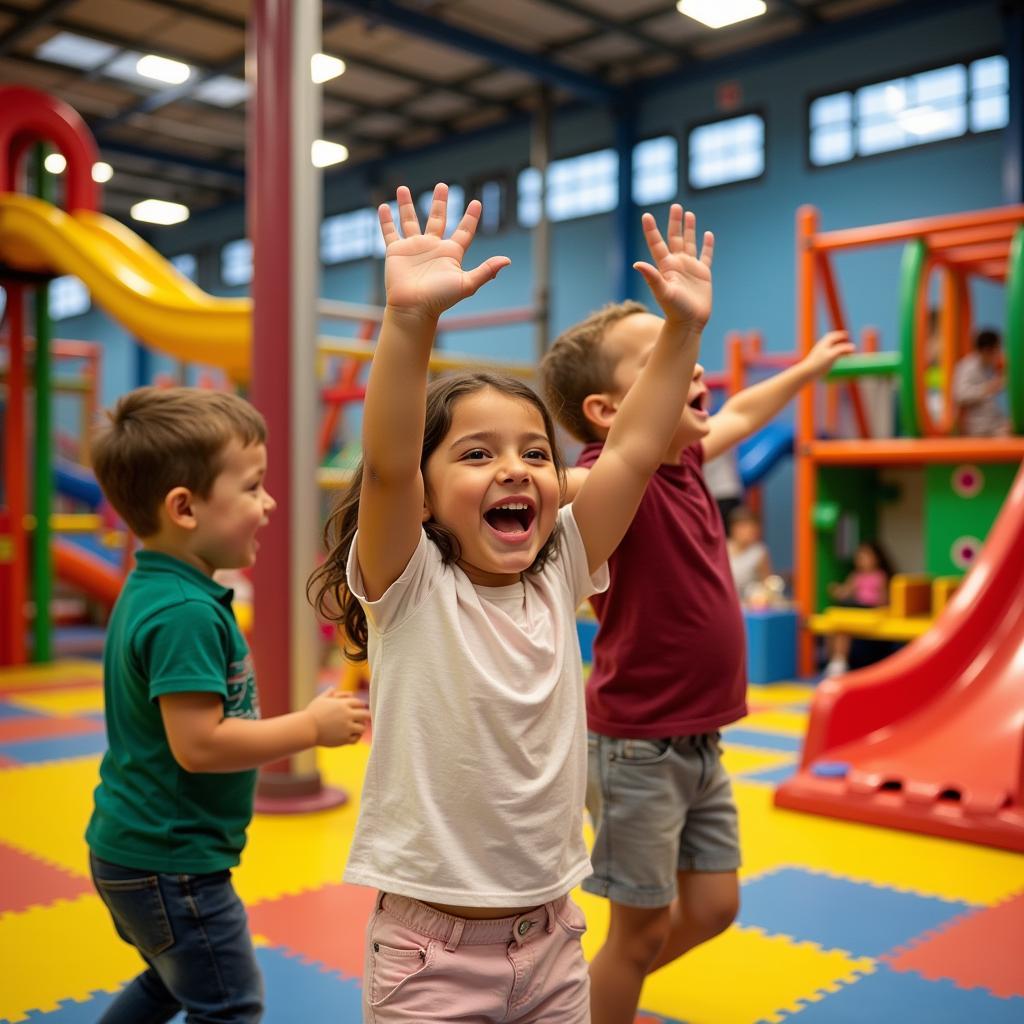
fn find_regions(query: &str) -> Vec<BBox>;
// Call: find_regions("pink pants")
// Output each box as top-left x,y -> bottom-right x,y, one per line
363,892 -> 590,1023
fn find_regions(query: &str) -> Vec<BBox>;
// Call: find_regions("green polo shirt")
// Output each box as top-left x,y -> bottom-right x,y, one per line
86,550 -> 259,873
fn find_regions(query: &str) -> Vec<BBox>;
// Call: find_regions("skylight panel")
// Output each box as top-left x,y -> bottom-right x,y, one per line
36,32 -> 116,70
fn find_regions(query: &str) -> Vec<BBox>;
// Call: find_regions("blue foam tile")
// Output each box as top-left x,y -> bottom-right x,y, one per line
774,964 -> 1024,1023
9,992 -> 120,1023
735,761 -> 799,786
721,728 -> 802,753
256,946 -> 364,1022
738,868 -> 972,958
0,701 -> 41,720
0,731 -> 108,764
6,948 -> 362,1024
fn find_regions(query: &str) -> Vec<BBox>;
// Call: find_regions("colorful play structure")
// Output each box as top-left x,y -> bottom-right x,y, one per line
0,86 -> 535,674
775,203 -> 1024,852
3,82 -> 1023,852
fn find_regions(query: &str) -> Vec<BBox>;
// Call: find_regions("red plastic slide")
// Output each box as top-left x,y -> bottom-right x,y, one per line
775,462 -> 1024,852
52,537 -> 122,609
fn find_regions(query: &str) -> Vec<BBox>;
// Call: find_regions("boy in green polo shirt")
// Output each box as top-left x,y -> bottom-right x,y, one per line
85,386 -> 369,1023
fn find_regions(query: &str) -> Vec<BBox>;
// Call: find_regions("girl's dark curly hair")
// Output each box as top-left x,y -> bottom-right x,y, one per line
309,372 -> 567,661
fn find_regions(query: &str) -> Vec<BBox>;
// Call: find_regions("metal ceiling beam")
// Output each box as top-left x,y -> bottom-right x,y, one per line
93,140 -> 246,183
540,0 -> 687,59
329,0 -> 617,103
0,0 -> 74,56
637,0 -> 979,96
773,0 -> 821,27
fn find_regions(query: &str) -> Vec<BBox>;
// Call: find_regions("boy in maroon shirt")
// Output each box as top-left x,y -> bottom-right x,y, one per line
541,300 -> 850,1024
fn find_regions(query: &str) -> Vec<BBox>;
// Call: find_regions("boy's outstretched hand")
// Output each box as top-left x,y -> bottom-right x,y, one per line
307,690 -> 370,747
379,183 -> 510,321
804,330 -> 855,377
633,204 -> 714,331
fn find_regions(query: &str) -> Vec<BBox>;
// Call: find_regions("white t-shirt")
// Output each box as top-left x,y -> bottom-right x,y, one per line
344,505 -> 608,907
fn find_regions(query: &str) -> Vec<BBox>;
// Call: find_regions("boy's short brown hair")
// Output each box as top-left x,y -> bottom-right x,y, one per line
91,387 -> 267,537
540,300 -> 647,443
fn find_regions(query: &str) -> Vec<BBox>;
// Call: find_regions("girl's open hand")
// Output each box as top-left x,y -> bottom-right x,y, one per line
633,204 -> 714,330
379,183 -> 510,321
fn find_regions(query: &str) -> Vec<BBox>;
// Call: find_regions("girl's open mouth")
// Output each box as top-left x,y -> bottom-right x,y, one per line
688,389 -> 710,418
483,500 -> 536,540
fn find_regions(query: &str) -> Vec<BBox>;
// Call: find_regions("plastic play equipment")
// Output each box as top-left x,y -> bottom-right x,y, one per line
776,460 -> 1024,853
737,420 -> 794,488
792,204 -> 1024,676
0,193 -> 251,380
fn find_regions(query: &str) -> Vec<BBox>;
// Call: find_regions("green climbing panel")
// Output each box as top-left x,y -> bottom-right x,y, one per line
925,462 -> 1016,576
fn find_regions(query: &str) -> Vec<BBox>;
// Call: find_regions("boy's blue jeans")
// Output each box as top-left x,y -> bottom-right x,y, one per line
90,853 -> 264,1023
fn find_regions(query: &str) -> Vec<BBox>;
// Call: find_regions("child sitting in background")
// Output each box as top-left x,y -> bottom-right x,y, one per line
726,504 -> 772,600
953,328 -> 1010,437
824,540 -> 893,677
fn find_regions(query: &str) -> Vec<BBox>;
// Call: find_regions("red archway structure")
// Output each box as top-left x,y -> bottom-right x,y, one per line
0,85 -> 99,213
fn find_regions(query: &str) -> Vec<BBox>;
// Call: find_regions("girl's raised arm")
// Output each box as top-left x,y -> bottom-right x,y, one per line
357,184 -> 510,600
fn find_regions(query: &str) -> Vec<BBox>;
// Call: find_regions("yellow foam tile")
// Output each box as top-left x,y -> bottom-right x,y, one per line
734,709 -> 809,737
720,746 -> 795,777
601,917 -> 871,1024
7,685 -> 105,718
734,782 -> 1024,903
0,893 -> 143,1022
746,683 -> 816,707
0,660 -> 102,693
0,759 -> 101,878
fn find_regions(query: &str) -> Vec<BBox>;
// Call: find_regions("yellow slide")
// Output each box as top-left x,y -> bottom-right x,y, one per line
0,194 -> 250,381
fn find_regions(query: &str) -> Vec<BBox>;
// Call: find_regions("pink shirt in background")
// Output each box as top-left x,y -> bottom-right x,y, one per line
851,569 -> 887,607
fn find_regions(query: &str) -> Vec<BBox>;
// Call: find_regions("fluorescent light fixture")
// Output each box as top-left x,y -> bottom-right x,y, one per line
136,54 -> 191,85
44,153 -> 67,174
194,75 -> 250,107
92,161 -> 114,183
36,31 -> 116,70
312,139 -> 349,167
676,0 -> 766,29
130,199 -> 189,225
311,53 -> 346,84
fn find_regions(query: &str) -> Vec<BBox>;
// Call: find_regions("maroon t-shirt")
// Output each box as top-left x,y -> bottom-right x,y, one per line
578,440 -> 747,739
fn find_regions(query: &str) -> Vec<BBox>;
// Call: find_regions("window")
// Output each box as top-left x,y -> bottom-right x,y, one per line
321,208 -> 378,264
809,55 -> 1009,167
49,276 -> 90,320
416,185 -> 464,236
970,55 -> 1009,133
688,113 -> 765,190
517,149 -> 618,227
469,177 -> 507,233
221,239 -> 252,286
171,253 -> 197,280
633,136 -> 678,205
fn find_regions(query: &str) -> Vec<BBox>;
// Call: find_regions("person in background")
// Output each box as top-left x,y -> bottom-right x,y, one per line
953,328 -> 1010,437
726,505 -> 772,600
824,540 -> 893,677
703,449 -> 743,526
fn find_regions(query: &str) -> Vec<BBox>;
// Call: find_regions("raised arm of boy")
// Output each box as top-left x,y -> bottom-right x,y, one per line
573,205 -> 713,574
356,183 -> 510,601
701,329 -> 853,462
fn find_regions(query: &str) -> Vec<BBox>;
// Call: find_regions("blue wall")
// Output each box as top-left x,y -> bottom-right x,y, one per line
52,1 -> 1012,567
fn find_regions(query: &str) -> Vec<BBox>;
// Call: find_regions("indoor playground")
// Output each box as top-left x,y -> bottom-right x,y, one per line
1,2 -> 1023,1022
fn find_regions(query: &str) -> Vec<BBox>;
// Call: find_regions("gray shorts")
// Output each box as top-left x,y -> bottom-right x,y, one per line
583,732 -> 741,909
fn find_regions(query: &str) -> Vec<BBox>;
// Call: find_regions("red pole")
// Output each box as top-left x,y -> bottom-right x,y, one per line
3,286 -> 28,664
